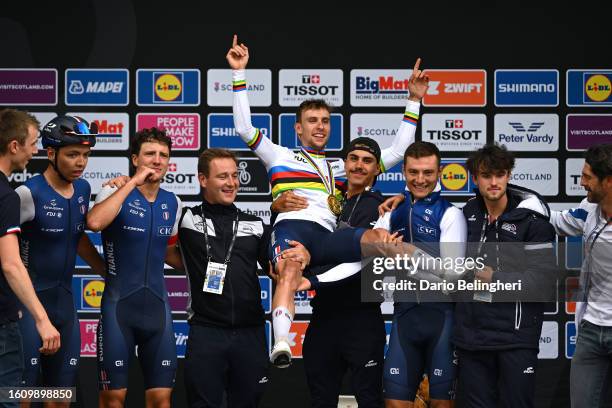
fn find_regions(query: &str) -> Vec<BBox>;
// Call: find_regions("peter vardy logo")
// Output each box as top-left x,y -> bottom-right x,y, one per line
494,114 -> 559,151
494,70 -> 558,107
65,69 -> 129,106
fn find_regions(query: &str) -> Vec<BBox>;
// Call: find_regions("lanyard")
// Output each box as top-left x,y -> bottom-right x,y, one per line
299,148 -> 335,195
201,206 -> 240,264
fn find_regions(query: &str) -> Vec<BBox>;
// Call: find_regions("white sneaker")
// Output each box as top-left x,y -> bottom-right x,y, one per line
270,339 -> 292,368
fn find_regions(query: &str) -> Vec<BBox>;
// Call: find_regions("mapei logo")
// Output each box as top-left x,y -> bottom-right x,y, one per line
137,69 -> 200,106
65,69 -> 129,106
423,70 -> 486,106
567,70 -> 612,106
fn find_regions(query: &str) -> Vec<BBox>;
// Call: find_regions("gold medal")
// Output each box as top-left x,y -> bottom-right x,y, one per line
327,194 -> 342,216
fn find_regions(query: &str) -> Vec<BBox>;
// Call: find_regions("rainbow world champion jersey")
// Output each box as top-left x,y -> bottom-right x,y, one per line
232,69 -> 420,232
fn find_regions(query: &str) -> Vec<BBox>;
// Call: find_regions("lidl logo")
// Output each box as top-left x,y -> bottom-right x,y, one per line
83,280 -> 104,308
585,74 -> 612,102
137,69 -> 200,106
441,163 -> 468,191
567,70 -> 612,106
154,73 -> 182,102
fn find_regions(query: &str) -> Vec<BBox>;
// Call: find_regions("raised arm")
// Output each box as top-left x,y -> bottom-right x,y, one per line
228,35 -> 284,166
380,58 -> 429,172
87,166 -> 155,232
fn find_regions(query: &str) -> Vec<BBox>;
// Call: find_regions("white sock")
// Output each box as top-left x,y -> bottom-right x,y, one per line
272,306 -> 293,344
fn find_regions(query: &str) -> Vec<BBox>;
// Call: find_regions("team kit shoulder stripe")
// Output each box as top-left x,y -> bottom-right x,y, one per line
403,111 -> 419,126
5,226 -> 20,234
233,79 -> 247,92
247,128 -> 263,150
301,147 -> 326,158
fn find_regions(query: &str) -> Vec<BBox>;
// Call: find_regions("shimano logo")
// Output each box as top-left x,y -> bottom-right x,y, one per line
498,83 -> 555,93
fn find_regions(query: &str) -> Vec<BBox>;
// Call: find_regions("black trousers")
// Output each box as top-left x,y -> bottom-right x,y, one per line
184,324 -> 269,408
456,347 -> 539,408
303,308 -> 386,408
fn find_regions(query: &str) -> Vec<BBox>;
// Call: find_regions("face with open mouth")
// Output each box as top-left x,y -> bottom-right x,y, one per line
295,108 -> 331,151
200,157 -> 239,205
404,155 -> 441,200
51,144 -> 91,182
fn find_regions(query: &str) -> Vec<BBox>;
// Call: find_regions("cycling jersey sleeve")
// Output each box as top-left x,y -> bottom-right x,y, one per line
0,193 -> 20,237
94,185 -> 118,205
232,70 -> 286,168
549,198 -> 591,237
379,100 -> 420,172
168,195 -> 182,246
15,185 -> 35,224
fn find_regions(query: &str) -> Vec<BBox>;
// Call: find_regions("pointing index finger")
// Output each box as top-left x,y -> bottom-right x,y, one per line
232,34 -> 238,47
413,58 -> 421,72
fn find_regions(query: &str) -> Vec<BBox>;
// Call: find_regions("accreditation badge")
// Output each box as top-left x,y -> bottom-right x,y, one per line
203,262 -> 227,294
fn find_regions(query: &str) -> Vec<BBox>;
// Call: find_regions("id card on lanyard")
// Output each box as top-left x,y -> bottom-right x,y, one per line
201,206 -> 240,295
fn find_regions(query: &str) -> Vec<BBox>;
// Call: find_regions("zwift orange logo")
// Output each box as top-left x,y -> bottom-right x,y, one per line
423,70 -> 486,106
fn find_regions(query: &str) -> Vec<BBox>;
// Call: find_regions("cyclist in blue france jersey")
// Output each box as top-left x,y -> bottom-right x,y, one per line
87,128 -> 182,408
15,115 -> 105,406
227,34 -> 429,367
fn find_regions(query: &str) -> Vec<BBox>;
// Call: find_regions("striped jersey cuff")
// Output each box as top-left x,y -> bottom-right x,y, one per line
233,79 -> 246,92
403,111 -> 419,126
3,226 -> 21,235
247,129 -> 263,150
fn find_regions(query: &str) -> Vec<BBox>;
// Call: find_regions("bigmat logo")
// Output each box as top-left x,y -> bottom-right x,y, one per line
65,69 -> 129,106
566,158 -> 587,196
68,112 -> 129,151
350,69 -> 412,107
567,70 -> 612,106
279,113 -> 343,151
137,113 -> 200,151
84,158 -> 130,194
538,321 -> 558,359
510,159 -> 558,196
136,69 -> 200,106
208,113 -> 272,150
566,114 -> 612,151
279,70 -> 343,107
421,114 -> 486,151
0,69 -> 57,105
79,319 -> 98,357
494,114 -> 559,151
422,69 -> 486,107
207,69 -> 272,107
288,321 -> 309,358
494,70 -> 559,107
161,158 -> 199,195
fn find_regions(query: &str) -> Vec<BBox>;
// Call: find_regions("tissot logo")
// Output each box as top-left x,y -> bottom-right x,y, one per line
422,114 -> 486,151
279,69 -> 343,107
161,158 -> 198,195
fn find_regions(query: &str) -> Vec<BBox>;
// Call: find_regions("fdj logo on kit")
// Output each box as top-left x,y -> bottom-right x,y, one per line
137,69 -> 200,106
65,69 -> 129,106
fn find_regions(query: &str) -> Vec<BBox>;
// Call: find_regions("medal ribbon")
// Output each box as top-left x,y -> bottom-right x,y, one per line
299,148 -> 335,196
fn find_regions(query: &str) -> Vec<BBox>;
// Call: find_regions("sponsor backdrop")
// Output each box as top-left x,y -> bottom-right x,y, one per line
1,4 -> 609,407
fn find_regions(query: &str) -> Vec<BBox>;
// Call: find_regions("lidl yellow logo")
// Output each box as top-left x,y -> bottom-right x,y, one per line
585,74 -> 612,102
154,74 -> 182,102
441,163 -> 468,191
83,280 -> 105,308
